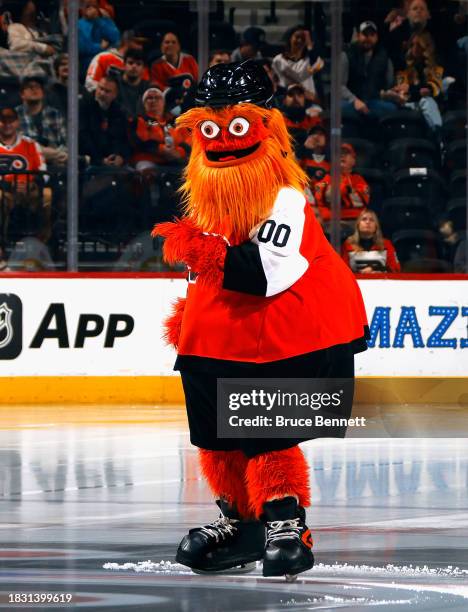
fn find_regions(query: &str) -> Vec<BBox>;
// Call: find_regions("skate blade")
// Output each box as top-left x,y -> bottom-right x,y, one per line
285,574 -> 297,582
191,562 -> 256,575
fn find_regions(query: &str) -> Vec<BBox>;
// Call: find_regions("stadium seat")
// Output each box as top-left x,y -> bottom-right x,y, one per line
448,170 -> 467,198
379,111 -> 428,143
342,115 -> 362,139
380,197 -> 432,236
442,111 -> 467,142
354,168 -> 388,214
0,77 -> 21,108
402,257 -> 452,273
133,19 -> 178,52
190,21 -> 237,54
392,229 -> 444,264
344,138 -> 377,169
447,199 -> 467,232
444,140 -> 466,173
392,168 -> 446,216
387,138 -> 440,171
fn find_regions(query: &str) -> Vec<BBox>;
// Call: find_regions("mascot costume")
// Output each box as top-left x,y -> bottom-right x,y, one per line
152,60 -> 368,579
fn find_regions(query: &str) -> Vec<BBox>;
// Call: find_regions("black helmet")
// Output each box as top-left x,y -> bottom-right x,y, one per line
195,59 -> 274,108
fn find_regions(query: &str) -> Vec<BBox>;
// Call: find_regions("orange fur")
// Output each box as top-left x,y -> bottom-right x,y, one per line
163,297 -> 186,349
176,104 -> 308,243
246,447 -> 311,517
152,218 -> 226,286
199,449 -> 253,518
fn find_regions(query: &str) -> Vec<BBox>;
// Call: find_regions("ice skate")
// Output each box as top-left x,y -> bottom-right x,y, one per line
176,499 -> 265,573
261,496 -> 314,578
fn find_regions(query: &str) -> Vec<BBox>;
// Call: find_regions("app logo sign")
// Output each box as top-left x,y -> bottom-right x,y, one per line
0,294 -> 22,359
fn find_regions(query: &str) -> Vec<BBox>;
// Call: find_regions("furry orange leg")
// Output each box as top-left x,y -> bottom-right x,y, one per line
198,449 -> 253,518
245,446 -> 311,518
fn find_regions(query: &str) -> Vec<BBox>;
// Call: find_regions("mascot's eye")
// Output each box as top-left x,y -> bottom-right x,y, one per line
200,120 -> 220,139
228,117 -> 250,136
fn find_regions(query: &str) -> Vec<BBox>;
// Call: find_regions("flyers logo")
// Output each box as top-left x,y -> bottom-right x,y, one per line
301,529 -> 313,549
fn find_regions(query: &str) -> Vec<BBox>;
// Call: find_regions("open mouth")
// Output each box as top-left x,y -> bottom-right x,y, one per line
205,142 -> 260,163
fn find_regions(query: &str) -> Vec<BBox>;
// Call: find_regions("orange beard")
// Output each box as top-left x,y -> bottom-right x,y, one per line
176,104 -> 308,243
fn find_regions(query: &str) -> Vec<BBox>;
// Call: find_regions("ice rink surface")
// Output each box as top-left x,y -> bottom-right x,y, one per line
1,404 -> 468,611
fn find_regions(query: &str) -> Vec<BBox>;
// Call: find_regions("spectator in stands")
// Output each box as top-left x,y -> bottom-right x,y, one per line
46,53 -> 82,117
231,27 -> 264,62
272,26 -> 324,103
281,84 -> 321,134
4,0 -> 57,57
342,210 -> 401,273
128,87 -> 189,172
85,30 -> 147,92
299,124 -> 330,190
0,105 -> 52,243
342,21 -> 397,121
391,31 -> 443,136
16,76 -> 67,167
79,75 -> 129,167
438,217 -> 462,265
78,0 -> 120,76
314,143 -> 370,222
116,48 -> 149,118
208,49 -> 231,67
151,32 -> 198,92
384,0 -> 445,71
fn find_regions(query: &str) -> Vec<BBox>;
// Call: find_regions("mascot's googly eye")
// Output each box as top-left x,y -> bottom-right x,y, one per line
228,117 -> 250,137
200,120 -> 220,139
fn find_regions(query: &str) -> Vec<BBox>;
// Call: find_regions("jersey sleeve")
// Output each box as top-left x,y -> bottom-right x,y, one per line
222,188 -> 309,297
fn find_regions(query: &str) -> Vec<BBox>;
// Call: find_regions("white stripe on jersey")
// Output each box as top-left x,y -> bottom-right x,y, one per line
251,187 -> 309,297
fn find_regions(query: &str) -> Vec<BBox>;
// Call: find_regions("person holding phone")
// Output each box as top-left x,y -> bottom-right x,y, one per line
342,210 -> 401,273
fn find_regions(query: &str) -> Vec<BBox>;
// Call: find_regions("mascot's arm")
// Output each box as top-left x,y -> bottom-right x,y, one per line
152,218 -> 227,287
223,188 -> 309,297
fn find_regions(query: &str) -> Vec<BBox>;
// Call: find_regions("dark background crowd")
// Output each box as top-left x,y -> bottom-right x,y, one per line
0,0 -> 466,273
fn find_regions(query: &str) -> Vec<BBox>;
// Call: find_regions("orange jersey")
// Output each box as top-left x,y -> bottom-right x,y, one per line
342,238 -> 401,273
176,187 -> 368,366
284,114 -> 321,133
129,115 -> 190,165
314,173 -> 370,220
150,53 -> 199,91
300,155 -> 330,188
85,50 -> 150,91
0,135 -> 46,183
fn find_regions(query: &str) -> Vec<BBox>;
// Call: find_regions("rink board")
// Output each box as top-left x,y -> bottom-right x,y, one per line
0,275 -> 467,404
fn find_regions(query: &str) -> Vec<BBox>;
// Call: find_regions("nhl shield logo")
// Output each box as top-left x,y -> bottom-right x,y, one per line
0,294 -> 22,359
0,302 -> 13,349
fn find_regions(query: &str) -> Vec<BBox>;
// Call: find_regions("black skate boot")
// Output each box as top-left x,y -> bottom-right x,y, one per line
261,496 -> 314,579
176,499 -> 265,573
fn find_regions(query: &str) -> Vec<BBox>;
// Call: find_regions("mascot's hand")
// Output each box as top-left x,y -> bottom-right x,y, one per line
152,218 -> 227,286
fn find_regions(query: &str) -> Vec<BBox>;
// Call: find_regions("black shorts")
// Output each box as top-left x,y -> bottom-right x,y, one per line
179,347 -> 355,458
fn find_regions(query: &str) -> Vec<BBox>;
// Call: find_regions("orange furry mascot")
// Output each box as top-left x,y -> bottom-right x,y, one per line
152,61 -> 368,578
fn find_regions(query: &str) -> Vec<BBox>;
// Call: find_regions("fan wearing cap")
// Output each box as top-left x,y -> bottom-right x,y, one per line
299,124 -> 330,189
128,87 -> 190,171
152,60 -> 368,578
281,83 -> 322,134
314,143 -> 370,222
0,105 -> 52,243
342,21 -> 397,121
